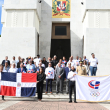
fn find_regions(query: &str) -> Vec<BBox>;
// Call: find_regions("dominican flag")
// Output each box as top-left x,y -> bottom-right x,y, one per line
24,62 -> 27,67
61,64 -> 65,68
37,69 -> 39,73
48,71 -> 53,75
28,69 -> 33,73
0,72 -> 37,97
62,60 -> 67,64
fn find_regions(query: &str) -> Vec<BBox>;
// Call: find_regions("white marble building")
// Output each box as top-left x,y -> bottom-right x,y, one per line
0,0 -> 110,76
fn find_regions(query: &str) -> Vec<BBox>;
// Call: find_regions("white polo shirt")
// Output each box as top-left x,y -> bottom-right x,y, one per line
67,71 -> 77,81
34,58 -> 41,67
89,58 -> 98,67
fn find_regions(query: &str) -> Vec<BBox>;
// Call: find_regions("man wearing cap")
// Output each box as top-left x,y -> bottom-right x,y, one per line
76,61 -> 87,75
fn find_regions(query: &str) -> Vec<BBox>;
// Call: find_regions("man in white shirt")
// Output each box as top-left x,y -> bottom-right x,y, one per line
68,66 -> 77,103
45,62 -> 54,94
83,56 -> 89,65
89,53 -> 98,76
67,57 -> 75,68
34,55 -> 41,67
8,63 -> 18,73
11,56 -> 17,66
74,56 -> 79,68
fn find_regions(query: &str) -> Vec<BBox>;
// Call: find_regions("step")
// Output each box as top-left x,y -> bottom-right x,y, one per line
42,94 -> 73,99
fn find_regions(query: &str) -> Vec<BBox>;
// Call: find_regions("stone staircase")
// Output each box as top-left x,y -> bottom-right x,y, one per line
42,80 -> 74,99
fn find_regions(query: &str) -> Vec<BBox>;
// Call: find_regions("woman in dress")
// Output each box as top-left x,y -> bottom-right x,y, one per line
36,68 -> 46,102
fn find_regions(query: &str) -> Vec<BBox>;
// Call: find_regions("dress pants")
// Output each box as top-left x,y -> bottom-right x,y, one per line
90,66 -> 97,76
46,79 -> 52,92
66,79 -> 69,93
69,81 -> 76,102
2,96 -> 4,100
56,78 -> 63,93
37,82 -> 43,99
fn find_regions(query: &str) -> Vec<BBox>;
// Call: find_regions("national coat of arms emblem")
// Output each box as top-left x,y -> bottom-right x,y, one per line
52,0 -> 71,18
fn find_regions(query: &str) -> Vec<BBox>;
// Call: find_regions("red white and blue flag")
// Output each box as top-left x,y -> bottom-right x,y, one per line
28,69 -> 33,73
0,72 -> 37,97
61,64 -> 65,68
57,1 -> 66,11
37,69 -> 39,73
62,60 -> 67,64
48,71 -> 53,75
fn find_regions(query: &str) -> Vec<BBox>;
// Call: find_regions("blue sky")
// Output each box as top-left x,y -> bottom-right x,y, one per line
0,0 -> 4,35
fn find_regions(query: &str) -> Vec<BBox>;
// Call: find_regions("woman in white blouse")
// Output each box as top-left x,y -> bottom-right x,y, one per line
8,63 -> 18,73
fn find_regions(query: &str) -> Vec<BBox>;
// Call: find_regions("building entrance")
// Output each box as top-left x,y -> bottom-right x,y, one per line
50,23 -> 71,60
51,39 -> 71,60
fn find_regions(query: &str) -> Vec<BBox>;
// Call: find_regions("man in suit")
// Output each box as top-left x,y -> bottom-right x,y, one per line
64,62 -> 71,94
26,60 -> 36,73
2,56 -> 10,67
52,55 -> 58,69
36,62 -> 45,73
55,63 -> 64,94
17,63 -> 26,73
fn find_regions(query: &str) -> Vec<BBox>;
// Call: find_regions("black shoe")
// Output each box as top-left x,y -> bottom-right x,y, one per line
66,92 -> 68,94
56,92 -> 59,94
74,101 -> 77,103
69,100 -> 72,103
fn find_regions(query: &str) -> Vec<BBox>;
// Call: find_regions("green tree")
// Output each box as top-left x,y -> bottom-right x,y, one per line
0,35 -> 1,37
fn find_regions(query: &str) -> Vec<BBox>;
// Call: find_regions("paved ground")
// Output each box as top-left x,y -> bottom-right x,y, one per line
0,97 -> 109,110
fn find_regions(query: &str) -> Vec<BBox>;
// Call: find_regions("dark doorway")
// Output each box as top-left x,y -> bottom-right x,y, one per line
50,39 -> 71,61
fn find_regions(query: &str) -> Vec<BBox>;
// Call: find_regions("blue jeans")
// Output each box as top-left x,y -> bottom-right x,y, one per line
46,79 -> 53,92
90,66 -> 97,76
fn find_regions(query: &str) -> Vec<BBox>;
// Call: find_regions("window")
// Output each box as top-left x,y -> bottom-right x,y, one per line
55,26 -> 67,35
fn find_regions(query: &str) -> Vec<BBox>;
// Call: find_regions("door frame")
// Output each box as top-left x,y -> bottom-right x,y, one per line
52,23 -> 70,39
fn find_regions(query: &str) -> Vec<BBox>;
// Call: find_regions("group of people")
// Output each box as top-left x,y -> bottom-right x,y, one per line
0,53 -> 98,103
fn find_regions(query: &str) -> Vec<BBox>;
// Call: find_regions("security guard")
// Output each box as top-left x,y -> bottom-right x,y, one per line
76,61 -> 87,75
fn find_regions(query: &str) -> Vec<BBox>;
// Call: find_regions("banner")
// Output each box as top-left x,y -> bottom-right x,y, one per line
76,75 -> 110,102
52,0 -> 71,18
0,72 -> 37,97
